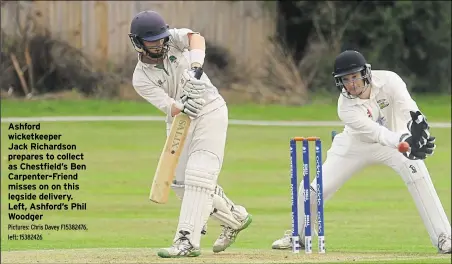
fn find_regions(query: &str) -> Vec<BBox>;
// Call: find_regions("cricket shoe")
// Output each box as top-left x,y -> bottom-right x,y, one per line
271,230 -> 305,250
212,214 -> 253,253
157,230 -> 201,258
438,233 -> 451,254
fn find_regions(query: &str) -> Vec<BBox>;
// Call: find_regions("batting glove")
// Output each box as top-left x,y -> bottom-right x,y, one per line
183,97 -> 205,117
181,69 -> 206,99
174,97 -> 205,118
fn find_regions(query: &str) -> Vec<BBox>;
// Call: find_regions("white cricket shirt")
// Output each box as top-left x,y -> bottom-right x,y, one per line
132,28 -> 225,125
338,70 -> 421,148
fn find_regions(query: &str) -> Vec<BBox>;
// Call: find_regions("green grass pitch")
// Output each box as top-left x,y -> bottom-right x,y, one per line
1,98 -> 450,263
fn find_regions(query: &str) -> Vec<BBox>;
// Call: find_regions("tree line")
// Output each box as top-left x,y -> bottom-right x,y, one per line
277,1 -> 451,94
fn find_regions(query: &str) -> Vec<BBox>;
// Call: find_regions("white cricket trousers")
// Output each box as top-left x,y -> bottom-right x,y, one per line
298,132 -> 451,248
166,104 -> 228,184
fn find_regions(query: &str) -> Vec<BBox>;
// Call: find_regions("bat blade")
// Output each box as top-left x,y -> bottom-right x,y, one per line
149,67 -> 203,204
149,113 -> 191,204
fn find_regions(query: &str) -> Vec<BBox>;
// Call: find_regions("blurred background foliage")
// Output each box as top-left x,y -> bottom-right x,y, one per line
277,0 -> 451,95
1,1 -> 450,103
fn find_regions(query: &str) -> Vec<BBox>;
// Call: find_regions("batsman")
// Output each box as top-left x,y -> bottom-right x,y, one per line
272,50 -> 451,254
128,11 -> 252,258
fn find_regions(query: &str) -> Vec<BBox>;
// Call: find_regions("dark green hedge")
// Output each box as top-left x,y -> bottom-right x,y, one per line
279,1 -> 451,94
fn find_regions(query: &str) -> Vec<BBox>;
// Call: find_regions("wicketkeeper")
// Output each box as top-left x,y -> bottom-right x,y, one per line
272,50 -> 451,254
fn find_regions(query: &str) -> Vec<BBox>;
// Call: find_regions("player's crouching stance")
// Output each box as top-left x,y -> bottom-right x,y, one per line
128,11 -> 252,258
272,50 -> 451,254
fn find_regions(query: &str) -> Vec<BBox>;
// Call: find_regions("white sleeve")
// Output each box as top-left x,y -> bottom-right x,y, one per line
339,106 -> 403,148
169,28 -> 199,50
132,72 -> 175,117
390,72 -> 421,126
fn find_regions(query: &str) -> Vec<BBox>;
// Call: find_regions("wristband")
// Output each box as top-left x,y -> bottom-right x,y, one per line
189,49 -> 205,69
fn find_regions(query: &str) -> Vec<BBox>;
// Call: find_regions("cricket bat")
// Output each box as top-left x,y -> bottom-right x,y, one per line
149,68 -> 204,204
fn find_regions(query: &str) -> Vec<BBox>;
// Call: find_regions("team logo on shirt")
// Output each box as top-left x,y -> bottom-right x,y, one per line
156,79 -> 167,87
377,99 -> 389,109
169,55 -> 177,63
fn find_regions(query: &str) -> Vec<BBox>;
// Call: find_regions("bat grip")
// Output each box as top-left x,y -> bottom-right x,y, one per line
194,67 -> 203,80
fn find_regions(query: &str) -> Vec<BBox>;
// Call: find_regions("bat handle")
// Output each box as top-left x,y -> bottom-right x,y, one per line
194,67 -> 203,80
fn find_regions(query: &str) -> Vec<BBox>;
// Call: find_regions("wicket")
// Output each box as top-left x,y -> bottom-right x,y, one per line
289,136 -> 325,254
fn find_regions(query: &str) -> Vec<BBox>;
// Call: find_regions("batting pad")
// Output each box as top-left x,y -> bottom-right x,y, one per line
210,185 -> 248,229
175,150 -> 220,248
398,160 -> 451,247
176,185 -> 213,248
170,182 -> 247,230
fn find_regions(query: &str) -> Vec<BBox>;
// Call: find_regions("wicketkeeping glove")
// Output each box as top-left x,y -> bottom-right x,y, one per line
400,133 -> 436,160
407,111 -> 430,148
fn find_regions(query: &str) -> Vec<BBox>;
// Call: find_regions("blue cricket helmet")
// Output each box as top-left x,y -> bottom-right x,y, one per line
128,11 -> 170,58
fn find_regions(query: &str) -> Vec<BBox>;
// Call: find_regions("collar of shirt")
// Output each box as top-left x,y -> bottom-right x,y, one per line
346,75 -> 385,106
137,54 -> 166,70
